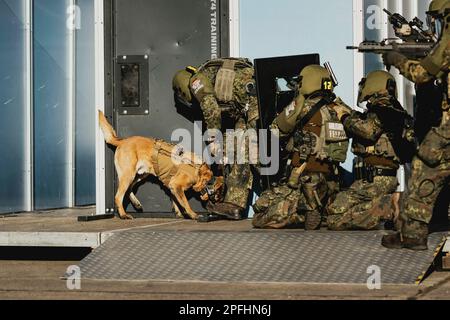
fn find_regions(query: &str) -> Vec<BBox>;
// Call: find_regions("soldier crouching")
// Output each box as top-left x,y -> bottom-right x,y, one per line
327,71 -> 416,231
253,65 -> 350,230
172,58 -> 259,220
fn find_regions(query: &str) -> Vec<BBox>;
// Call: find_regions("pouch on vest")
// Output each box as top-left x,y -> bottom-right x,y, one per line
315,109 -> 349,163
325,122 -> 347,141
215,60 -> 236,103
199,58 -> 253,71
372,134 -> 398,161
324,121 -> 349,163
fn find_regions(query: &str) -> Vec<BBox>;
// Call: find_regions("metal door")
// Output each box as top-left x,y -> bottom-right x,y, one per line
103,0 -> 229,215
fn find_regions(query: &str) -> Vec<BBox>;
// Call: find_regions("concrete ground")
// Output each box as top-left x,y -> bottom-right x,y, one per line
0,260 -> 449,300
0,208 -> 449,300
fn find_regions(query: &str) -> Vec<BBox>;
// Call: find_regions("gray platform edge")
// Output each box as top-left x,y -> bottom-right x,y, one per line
0,232 -> 104,248
0,220 -> 181,248
78,231 -> 449,285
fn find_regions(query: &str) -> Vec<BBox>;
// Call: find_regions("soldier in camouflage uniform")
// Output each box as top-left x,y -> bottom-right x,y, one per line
382,0 -> 450,250
173,58 -> 259,220
253,65 -> 350,230
327,71 -> 415,231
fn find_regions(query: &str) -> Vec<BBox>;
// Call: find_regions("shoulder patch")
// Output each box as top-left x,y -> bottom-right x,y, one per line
285,101 -> 296,117
191,79 -> 204,94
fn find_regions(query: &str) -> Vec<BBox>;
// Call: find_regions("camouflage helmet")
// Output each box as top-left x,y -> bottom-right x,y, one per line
428,0 -> 450,16
172,69 -> 193,104
298,65 -> 334,96
358,70 -> 398,103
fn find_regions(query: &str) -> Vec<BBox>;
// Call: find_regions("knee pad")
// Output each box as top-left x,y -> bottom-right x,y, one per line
326,202 -> 345,216
417,179 -> 436,201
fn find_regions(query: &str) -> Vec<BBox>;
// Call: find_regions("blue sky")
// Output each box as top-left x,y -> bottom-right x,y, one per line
240,0 -> 356,172
240,0 -> 355,106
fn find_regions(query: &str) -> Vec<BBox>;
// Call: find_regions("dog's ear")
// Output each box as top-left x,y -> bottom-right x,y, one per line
193,164 -> 213,193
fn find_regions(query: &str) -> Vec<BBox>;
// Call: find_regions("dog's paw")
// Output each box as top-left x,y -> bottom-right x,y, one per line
120,214 -> 134,220
175,213 -> 185,219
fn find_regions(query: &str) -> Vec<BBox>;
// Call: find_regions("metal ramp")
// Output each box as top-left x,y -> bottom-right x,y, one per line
79,230 -> 448,285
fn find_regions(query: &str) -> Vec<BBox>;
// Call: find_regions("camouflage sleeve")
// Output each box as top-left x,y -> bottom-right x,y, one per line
200,96 -> 222,130
395,36 -> 450,84
396,59 -> 435,84
343,111 -> 384,143
190,72 -> 222,130
234,67 -> 259,130
331,97 -> 353,120
271,95 -> 305,138
270,118 -> 291,140
247,96 -> 259,130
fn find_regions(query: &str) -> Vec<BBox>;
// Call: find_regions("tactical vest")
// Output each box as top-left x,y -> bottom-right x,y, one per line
352,125 -> 401,166
294,101 -> 349,164
198,58 -> 254,104
316,107 -> 349,163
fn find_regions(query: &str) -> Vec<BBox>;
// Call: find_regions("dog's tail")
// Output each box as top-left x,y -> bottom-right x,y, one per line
98,110 -> 122,147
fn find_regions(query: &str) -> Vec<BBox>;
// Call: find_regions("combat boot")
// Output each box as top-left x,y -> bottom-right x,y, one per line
207,202 -> 244,220
305,210 -> 322,231
381,232 -> 428,251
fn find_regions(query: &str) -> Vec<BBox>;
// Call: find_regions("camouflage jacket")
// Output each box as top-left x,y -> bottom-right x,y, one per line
393,28 -> 450,111
271,93 -> 350,138
188,60 -> 259,131
271,93 -> 351,170
343,96 -> 409,167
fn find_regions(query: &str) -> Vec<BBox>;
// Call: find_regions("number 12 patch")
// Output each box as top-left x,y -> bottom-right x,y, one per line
322,79 -> 333,91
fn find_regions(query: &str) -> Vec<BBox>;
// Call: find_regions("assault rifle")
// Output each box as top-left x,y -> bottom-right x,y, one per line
347,39 -> 435,60
347,9 -> 436,60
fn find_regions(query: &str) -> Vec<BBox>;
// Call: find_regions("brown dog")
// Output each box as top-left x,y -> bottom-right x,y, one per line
99,111 -> 213,220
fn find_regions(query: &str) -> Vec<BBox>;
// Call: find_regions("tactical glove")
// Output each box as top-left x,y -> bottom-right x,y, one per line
382,51 -> 407,68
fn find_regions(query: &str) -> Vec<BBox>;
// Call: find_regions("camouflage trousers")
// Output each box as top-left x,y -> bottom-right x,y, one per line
402,119 -> 450,239
223,117 -> 255,209
327,176 -> 399,231
252,172 -> 338,229
224,163 -> 252,208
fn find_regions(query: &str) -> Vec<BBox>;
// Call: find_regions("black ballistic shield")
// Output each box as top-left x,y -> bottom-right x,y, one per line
254,54 -> 320,188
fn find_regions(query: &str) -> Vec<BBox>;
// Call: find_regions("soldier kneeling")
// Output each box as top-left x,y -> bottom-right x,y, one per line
327,71 -> 416,231
253,65 -> 351,230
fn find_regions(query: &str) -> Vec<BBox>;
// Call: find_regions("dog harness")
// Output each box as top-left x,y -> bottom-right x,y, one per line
150,140 -> 201,187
